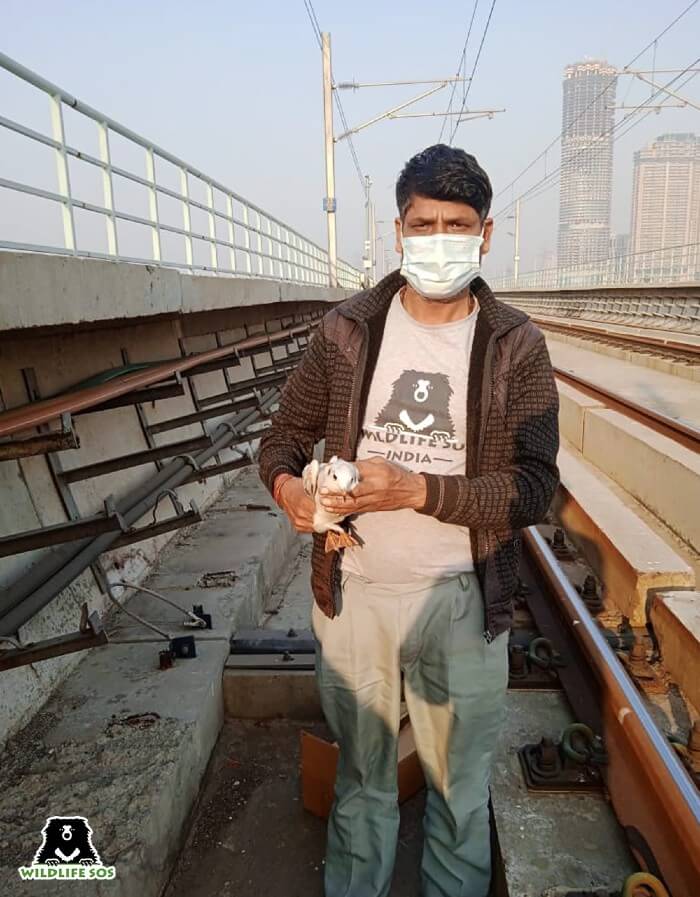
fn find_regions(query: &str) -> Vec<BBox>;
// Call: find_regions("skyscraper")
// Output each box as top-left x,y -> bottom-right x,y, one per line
630,133 -> 700,283
558,60 -> 617,278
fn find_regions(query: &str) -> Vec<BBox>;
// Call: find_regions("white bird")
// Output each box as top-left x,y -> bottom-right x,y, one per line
302,455 -> 360,552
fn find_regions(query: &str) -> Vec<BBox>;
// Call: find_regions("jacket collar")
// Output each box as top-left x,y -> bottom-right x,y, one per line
337,269 -> 529,337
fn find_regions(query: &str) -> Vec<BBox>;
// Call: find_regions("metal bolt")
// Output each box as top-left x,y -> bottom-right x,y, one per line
509,644 -> 527,679
552,528 -> 566,551
582,574 -> 597,598
287,627 -> 297,638
537,737 -> 559,773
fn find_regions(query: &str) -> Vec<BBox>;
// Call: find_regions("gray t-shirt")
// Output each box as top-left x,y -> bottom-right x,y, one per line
341,290 -> 478,584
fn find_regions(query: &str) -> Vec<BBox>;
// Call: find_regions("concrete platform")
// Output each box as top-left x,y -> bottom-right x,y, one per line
554,445 -> 695,626
547,336 -> 700,420
650,591 -> 700,714
541,324 -> 700,383
491,691 -> 635,895
556,381 -> 700,552
0,467 -> 298,897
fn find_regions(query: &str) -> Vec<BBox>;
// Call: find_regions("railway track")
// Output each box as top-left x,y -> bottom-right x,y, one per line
532,315 -> 700,366
516,526 -> 700,897
552,366 -> 700,454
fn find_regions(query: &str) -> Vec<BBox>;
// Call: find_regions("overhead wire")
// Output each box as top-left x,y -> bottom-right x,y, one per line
449,0 -> 498,143
491,0 -> 699,206
493,59 -> 700,221
437,0 -> 480,143
302,0 -> 368,196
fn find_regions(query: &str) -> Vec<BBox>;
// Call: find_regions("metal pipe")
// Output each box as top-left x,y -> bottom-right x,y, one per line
0,395 -> 275,634
0,323 -> 310,438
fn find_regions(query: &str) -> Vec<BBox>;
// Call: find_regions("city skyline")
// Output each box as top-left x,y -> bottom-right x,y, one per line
2,1 -> 699,281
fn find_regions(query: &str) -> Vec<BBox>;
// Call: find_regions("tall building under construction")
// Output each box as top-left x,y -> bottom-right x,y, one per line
630,133 -> 700,282
558,60 -> 617,275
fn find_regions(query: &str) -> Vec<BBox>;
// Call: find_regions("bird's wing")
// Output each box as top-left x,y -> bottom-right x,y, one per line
302,459 -> 320,497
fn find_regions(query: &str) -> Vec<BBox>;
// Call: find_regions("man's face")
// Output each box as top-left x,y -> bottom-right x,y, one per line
394,194 -> 493,256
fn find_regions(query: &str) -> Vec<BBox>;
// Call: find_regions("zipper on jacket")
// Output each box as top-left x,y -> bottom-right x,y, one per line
344,321 -> 370,459
334,320 -> 370,613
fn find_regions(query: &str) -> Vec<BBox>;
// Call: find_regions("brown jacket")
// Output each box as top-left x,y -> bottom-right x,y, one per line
258,270 -> 560,641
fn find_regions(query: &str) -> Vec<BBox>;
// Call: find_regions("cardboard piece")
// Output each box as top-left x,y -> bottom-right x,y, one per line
300,718 -> 425,819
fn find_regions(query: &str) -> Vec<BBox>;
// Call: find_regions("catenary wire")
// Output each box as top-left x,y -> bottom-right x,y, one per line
492,59 -> 700,221
491,0 -> 699,204
438,0 -> 480,143
449,0 -> 498,143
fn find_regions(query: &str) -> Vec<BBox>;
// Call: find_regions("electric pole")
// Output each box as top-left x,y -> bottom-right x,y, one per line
363,174 -> 375,285
513,197 -> 520,286
322,32 -> 338,287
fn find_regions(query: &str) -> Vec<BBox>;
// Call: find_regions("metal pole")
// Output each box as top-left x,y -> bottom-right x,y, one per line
322,32 -> 338,288
370,198 -> 377,283
363,174 -> 372,285
513,197 -> 521,286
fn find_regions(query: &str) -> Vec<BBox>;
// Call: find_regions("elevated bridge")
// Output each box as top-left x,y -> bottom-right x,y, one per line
1,51 -> 699,897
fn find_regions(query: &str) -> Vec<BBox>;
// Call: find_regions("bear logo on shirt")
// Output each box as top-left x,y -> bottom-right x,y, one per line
375,370 -> 455,441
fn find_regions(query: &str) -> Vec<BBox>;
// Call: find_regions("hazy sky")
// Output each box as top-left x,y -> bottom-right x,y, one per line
2,0 -> 699,278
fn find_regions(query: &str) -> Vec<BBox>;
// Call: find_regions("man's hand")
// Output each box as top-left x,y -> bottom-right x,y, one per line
276,476 -> 316,532
319,457 -> 427,515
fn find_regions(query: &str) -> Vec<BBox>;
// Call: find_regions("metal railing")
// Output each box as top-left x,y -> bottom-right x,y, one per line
0,52 -> 363,290
490,242 -> 700,291
495,286 -> 700,333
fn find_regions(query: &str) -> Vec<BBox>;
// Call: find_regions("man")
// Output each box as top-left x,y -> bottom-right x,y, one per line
258,144 -> 560,897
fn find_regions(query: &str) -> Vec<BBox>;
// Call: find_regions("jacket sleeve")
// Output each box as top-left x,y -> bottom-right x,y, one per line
257,320 -> 329,496
417,333 -> 560,530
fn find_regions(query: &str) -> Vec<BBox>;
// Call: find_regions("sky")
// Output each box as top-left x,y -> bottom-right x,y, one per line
2,0 -> 699,279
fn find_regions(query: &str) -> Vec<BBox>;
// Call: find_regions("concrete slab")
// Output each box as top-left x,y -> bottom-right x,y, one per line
0,468 -> 298,897
223,669 -> 321,719
491,691 -> 635,895
547,337 -> 700,427
583,408 -> 700,552
163,718 -> 425,897
554,445 -> 695,625
650,591 -> 700,714
546,329 -> 700,383
556,380 -> 604,451
0,252 -> 351,333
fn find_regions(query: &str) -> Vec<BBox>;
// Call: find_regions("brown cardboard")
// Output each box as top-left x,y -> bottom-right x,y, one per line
300,721 -> 425,819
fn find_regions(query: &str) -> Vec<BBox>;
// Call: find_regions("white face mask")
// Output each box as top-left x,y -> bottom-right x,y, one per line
400,231 -> 484,301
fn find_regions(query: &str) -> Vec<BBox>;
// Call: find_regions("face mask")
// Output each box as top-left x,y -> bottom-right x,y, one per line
400,231 -> 484,301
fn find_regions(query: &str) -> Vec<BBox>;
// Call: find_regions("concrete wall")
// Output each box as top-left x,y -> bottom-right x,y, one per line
0,251 -> 351,332
0,253 -> 346,747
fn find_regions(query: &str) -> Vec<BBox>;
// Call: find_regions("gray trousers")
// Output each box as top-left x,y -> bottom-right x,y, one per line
311,570 -> 509,897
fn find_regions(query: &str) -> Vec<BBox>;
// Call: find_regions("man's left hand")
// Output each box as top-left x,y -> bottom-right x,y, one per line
319,456 -> 427,515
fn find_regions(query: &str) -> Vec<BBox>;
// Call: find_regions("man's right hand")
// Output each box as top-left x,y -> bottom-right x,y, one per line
276,476 -> 316,533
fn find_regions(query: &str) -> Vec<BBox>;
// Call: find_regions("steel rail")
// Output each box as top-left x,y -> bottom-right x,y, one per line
0,322 -> 316,438
553,366 -> 700,454
532,316 -> 700,359
524,527 -> 700,897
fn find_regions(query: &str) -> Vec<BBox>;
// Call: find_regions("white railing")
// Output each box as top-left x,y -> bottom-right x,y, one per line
490,242 -> 700,292
0,52 -> 363,290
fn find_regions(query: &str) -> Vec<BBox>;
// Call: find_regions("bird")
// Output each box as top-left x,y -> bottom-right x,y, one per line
302,455 -> 360,552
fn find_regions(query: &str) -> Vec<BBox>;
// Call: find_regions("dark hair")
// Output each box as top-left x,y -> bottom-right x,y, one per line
396,144 -> 493,221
